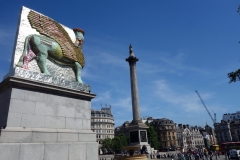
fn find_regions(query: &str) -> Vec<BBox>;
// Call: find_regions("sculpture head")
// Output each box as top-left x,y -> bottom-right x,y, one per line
73,28 -> 84,48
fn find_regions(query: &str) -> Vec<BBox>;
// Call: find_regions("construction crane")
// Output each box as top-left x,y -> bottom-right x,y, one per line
195,90 -> 216,124
212,110 -> 217,123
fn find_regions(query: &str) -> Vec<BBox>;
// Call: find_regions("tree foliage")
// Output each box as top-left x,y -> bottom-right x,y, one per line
118,133 -> 128,146
111,136 -> 122,153
228,69 -> 240,83
147,125 -> 160,150
101,133 -> 129,153
101,138 -> 112,152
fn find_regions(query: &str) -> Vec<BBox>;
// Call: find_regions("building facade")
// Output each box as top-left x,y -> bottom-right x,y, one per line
230,120 -> 240,142
176,124 -> 184,148
91,107 -> 115,144
222,111 -> 240,122
191,126 -> 205,149
204,124 -> 218,145
214,120 -> 232,144
176,124 -> 204,151
114,121 -> 130,137
151,118 -> 178,149
214,112 -> 240,144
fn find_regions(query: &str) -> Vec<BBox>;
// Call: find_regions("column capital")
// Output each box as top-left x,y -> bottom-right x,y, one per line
126,44 -> 139,65
126,56 -> 138,65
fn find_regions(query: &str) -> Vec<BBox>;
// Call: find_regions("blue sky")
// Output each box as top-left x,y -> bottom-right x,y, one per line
1,1 -> 240,128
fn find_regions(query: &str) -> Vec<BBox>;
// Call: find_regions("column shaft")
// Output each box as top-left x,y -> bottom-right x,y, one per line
129,63 -> 141,122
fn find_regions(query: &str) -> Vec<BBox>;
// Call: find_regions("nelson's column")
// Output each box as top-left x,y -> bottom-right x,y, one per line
126,45 -> 149,149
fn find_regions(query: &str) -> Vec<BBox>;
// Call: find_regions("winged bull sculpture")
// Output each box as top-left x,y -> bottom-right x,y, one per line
16,10 -> 85,83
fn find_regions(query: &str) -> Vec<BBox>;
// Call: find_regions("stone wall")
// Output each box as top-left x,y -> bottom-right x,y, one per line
0,76 -> 98,160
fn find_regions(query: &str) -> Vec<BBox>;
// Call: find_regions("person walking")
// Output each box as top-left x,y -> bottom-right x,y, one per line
225,151 -> 228,160
227,151 -> 230,160
215,152 -> 218,160
235,153 -> 239,160
209,153 -> 213,160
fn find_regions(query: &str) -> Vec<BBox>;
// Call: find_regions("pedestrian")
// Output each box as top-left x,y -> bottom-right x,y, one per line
204,151 -> 208,160
157,153 -> 160,159
227,151 -> 230,160
235,153 -> 239,160
225,151 -> 228,160
209,154 -> 213,160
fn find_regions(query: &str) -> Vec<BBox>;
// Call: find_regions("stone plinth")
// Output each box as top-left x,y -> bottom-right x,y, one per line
126,122 -> 149,147
0,76 -> 98,160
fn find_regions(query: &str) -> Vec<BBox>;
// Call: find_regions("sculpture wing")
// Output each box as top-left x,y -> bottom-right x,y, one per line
28,10 -> 85,67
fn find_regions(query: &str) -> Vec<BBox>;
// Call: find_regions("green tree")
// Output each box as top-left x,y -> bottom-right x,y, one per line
111,136 -> 122,153
101,138 -> 112,152
111,133 -> 129,153
118,133 -> 128,146
147,125 -> 160,150
228,69 -> 240,83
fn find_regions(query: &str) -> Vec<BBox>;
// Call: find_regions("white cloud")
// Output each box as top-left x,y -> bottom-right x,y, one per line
158,52 -> 208,75
91,91 -> 131,111
85,50 -> 127,69
154,79 -> 213,112
112,98 -> 132,127
81,67 -> 99,82
92,91 -> 111,103
138,61 -> 166,74
112,97 -> 132,112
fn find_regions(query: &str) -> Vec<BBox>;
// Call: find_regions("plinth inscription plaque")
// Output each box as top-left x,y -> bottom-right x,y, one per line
140,131 -> 147,142
130,131 -> 139,143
